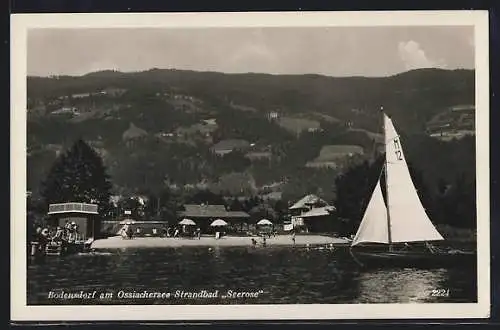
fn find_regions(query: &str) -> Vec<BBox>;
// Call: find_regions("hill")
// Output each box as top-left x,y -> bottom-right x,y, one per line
26,68 -> 475,201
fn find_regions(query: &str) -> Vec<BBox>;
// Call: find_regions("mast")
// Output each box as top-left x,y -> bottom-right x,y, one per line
382,106 -> 393,251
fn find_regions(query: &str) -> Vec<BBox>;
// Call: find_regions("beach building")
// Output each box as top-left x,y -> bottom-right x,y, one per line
298,205 -> 337,233
47,202 -> 101,239
289,194 -> 328,215
289,195 -> 338,233
178,204 -> 250,232
101,220 -> 168,238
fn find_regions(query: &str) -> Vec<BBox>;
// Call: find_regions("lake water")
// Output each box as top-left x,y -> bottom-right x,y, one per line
27,246 -> 477,305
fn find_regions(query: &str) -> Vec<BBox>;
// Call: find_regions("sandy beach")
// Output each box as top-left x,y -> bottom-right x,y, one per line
91,235 -> 351,249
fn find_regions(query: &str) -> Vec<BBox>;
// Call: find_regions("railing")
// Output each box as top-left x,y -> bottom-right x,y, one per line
48,202 -> 98,215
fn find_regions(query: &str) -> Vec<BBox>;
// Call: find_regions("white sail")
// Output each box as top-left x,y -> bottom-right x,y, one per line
351,179 -> 389,246
384,114 -> 444,242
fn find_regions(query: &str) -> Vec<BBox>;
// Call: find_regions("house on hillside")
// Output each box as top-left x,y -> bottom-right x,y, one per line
277,117 -> 321,136
202,118 -> 217,126
306,145 -> 364,169
176,121 -> 218,138
122,122 -> 148,147
245,151 -> 272,161
210,139 -> 251,156
178,204 -> 250,233
51,107 -> 79,116
45,144 -> 64,157
99,87 -> 127,97
426,104 -> 475,141
71,92 -> 91,99
267,111 -> 279,121
288,194 -> 338,233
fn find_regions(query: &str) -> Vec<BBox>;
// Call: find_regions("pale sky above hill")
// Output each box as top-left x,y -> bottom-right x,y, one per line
27,26 -> 474,77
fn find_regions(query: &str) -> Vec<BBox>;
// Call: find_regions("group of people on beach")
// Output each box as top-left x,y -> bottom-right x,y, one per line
120,224 -> 208,240
31,221 -> 81,253
162,226 -> 225,239
164,225 -> 198,238
250,230 -> 295,247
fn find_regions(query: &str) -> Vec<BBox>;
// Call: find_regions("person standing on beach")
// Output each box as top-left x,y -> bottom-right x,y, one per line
126,225 -> 133,239
196,228 -> 201,240
292,231 -> 296,245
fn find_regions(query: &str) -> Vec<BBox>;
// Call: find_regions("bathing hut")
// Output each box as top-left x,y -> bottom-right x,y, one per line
47,202 -> 101,239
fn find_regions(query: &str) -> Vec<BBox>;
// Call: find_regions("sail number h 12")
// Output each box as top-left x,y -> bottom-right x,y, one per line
393,138 -> 403,161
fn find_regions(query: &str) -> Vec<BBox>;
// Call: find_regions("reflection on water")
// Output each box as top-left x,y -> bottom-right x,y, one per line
354,269 -> 447,303
27,247 -> 476,305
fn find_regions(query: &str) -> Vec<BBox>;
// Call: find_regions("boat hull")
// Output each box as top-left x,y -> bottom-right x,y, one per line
350,249 -> 476,269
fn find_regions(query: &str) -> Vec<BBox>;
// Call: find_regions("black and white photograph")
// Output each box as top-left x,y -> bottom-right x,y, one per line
11,11 -> 490,321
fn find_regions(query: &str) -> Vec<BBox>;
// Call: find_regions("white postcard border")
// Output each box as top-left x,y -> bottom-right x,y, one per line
11,11 -> 490,321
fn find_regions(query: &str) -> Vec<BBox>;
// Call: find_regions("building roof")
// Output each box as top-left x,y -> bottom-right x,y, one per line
122,122 -> 148,141
289,194 -> 328,210
180,204 -> 250,218
48,202 -> 98,215
300,206 -> 336,218
211,139 -> 250,152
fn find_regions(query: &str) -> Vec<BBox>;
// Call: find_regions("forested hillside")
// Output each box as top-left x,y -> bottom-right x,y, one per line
27,68 -> 475,203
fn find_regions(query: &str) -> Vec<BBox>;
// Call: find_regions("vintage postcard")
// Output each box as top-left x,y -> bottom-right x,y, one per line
11,11 -> 490,321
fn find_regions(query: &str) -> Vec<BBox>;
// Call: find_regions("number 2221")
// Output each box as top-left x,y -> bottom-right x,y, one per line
430,289 -> 450,297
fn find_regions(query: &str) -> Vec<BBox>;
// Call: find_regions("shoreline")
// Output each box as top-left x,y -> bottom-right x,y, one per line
90,235 -> 351,249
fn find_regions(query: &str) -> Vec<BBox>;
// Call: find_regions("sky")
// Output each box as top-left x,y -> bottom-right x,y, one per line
27,26 -> 474,77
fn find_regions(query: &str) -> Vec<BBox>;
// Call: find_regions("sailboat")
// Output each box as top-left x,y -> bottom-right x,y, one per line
349,112 -> 476,268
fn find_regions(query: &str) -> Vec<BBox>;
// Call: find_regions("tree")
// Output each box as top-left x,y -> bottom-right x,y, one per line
144,188 -> 183,222
229,198 -> 245,211
249,203 -> 277,223
335,151 -> 444,236
118,197 -> 144,220
272,199 -> 289,223
41,139 -> 112,216
439,173 -> 476,228
186,189 -> 225,205
334,157 -> 382,235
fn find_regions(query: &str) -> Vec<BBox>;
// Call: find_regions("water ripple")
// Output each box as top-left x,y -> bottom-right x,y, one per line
27,247 -> 476,305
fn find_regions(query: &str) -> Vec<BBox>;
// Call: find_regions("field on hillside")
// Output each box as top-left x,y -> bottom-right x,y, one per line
277,117 -> 321,134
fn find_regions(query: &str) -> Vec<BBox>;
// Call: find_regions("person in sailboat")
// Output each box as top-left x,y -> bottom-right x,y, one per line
424,241 -> 439,254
